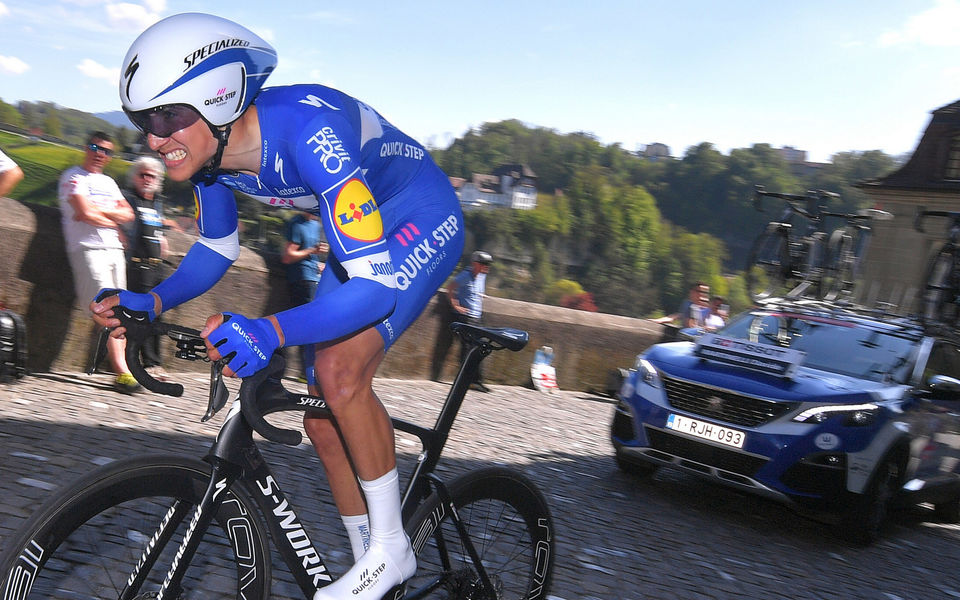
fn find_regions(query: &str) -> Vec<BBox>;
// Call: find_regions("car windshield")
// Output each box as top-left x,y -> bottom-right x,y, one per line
720,312 -> 918,383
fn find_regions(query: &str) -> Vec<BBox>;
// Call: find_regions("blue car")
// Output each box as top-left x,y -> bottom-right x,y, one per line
612,299 -> 960,544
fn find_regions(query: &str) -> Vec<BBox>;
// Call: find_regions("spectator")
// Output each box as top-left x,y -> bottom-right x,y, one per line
653,281 -> 711,328
705,295 -> 728,331
59,132 -> 137,393
281,211 -> 328,383
0,147 -> 24,198
121,156 -> 180,381
446,250 -> 493,392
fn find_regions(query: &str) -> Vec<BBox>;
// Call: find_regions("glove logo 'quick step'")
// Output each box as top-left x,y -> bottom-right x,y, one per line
232,321 -> 268,362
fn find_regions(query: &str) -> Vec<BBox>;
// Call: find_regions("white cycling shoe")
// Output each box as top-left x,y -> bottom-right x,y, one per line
314,539 -> 416,600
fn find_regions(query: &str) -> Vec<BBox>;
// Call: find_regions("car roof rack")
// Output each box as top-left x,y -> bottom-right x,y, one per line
751,296 -> 932,338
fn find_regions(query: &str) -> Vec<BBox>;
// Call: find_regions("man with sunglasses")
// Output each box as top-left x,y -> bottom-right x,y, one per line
92,14 -> 464,599
121,156 -> 181,382
59,131 -> 138,393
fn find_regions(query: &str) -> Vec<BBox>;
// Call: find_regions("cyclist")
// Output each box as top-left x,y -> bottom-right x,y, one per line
91,12 -> 464,600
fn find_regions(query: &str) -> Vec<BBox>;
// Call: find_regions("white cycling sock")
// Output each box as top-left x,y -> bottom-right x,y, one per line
314,469 -> 415,600
340,513 -> 371,561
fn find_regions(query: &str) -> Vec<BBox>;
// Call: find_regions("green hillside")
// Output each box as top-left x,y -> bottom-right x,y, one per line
0,131 -> 130,206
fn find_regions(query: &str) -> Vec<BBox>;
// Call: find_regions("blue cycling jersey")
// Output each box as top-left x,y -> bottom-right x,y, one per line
152,84 -> 464,349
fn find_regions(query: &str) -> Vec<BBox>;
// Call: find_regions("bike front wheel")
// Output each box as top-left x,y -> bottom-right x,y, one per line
0,454 -> 272,600
404,466 -> 555,600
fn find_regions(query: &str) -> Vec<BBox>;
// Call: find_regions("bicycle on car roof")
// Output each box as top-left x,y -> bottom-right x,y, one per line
745,185 -> 891,302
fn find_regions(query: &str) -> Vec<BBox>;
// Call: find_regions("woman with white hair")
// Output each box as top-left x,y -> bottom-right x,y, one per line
121,155 -> 180,380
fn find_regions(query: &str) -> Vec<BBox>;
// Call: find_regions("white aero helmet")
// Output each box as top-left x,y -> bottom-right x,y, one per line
120,13 -> 277,131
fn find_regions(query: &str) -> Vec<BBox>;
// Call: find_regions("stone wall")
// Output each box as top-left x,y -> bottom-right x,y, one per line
0,197 -> 661,391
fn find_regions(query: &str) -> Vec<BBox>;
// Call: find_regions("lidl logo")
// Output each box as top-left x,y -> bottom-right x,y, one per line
334,179 -> 382,242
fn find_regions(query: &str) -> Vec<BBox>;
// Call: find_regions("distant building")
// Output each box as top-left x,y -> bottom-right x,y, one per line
452,163 -> 538,211
778,146 -> 806,163
642,143 -> 671,161
778,145 -> 826,178
856,99 -> 960,308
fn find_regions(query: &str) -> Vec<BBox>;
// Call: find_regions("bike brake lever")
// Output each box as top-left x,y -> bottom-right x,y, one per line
202,361 -> 230,422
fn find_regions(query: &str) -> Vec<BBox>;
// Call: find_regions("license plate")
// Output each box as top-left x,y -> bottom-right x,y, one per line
666,414 -> 745,448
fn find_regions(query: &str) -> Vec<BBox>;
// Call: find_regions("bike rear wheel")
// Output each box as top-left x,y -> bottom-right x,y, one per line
746,224 -> 792,301
922,245 -> 960,324
404,466 -> 554,599
0,454 -> 272,600
822,228 -> 856,301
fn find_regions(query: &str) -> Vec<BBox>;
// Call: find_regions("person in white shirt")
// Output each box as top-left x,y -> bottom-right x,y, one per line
704,295 -> 728,331
0,147 -> 24,198
59,131 -> 137,393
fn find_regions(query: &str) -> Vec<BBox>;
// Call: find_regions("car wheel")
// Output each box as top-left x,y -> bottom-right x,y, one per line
840,457 -> 899,545
934,497 -> 960,523
614,450 -> 659,478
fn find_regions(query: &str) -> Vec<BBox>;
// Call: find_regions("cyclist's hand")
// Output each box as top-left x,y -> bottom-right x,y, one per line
90,289 -> 159,335
202,312 -> 280,378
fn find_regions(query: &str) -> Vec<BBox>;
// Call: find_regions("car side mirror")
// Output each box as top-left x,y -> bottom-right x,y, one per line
924,375 -> 960,400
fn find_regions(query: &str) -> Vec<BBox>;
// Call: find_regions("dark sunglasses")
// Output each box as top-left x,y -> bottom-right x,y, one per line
87,143 -> 114,157
124,104 -> 202,138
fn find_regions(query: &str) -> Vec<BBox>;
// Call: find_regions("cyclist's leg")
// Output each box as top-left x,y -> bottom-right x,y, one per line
303,259 -> 372,558
311,194 -> 463,599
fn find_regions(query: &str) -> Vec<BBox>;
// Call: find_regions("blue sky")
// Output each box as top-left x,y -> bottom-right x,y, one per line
1,1 -> 958,162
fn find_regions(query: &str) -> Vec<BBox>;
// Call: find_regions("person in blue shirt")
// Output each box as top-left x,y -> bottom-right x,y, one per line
281,211 -> 328,383
91,13 -> 464,599
446,250 -> 492,391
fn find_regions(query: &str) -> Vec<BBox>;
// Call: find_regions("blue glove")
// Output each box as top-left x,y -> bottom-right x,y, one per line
95,288 -> 158,321
208,313 -> 280,378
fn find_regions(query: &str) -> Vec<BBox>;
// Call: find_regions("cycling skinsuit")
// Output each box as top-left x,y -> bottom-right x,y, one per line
151,84 -> 464,350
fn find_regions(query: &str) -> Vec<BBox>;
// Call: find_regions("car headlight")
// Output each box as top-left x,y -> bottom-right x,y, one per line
634,357 -> 661,388
791,403 -> 879,427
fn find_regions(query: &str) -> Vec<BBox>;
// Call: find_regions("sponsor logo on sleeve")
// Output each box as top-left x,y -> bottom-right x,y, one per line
306,126 -> 351,175
394,214 -> 460,291
333,179 -> 382,242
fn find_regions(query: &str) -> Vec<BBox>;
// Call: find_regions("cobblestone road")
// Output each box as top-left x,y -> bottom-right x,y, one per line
2,370 -> 960,600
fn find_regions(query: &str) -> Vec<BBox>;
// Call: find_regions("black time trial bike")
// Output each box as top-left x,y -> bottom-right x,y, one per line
0,306 -> 555,600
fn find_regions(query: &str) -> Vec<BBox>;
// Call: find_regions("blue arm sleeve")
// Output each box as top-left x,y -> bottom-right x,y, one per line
275,276 -> 394,347
151,241 -> 234,311
150,181 -> 239,311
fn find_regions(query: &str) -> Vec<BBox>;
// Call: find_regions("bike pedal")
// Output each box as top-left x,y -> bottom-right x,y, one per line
381,582 -> 406,600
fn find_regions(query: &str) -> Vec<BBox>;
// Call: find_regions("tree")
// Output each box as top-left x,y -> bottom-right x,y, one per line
544,279 -> 584,305
0,99 -> 24,127
43,113 -> 63,138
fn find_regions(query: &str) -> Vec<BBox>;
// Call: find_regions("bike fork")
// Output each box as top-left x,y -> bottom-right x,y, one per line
426,473 -> 497,598
120,460 -> 240,600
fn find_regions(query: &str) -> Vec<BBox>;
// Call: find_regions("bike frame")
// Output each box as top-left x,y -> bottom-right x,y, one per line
122,342 -> 494,600
773,198 -> 828,265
